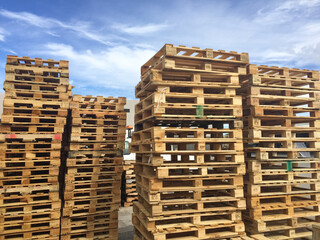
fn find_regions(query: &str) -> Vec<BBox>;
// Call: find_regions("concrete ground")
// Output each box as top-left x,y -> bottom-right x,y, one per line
118,206 -> 134,240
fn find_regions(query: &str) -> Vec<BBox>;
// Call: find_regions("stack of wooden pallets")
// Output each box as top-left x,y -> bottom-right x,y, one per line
60,95 -> 126,240
0,56 -> 71,240
238,65 -> 320,239
131,44 -> 249,240
122,160 -> 138,207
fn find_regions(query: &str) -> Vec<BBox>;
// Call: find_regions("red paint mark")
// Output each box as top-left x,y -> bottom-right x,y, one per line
54,134 -> 62,140
6,134 -> 16,139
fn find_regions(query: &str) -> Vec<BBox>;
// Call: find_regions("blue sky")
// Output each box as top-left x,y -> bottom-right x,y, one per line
0,0 -> 319,99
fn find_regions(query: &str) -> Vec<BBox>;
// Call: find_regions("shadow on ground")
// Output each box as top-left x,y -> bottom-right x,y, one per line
118,207 -> 133,240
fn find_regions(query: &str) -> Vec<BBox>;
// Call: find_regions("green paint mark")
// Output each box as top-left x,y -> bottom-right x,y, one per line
196,105 -> 204,118
287,161 -> 293,171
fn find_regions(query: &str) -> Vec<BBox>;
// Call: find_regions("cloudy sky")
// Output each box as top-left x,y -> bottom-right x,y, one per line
0,0 -> 319,99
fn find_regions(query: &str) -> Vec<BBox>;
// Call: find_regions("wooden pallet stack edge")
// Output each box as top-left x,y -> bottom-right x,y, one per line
132,44 -> 249,240
60,94 -> 126,239
239,64 -> 320,240
0,55 -> 72,240
122,160 -> 138,207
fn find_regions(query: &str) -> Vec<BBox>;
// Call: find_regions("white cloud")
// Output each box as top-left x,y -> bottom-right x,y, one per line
255,0 -> 320,24
113,23 -> 167,35
38,43 -> 155,95
2,48 -> 17,55
0,9 -> 115,45
0,27 -> 7,41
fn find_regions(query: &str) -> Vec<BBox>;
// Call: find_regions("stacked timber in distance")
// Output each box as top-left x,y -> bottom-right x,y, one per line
60,95 -> 126,240
0,56 -> 71,240
131,44 -> 248,240
122,160 -> 138,207
238,65 -> 320,239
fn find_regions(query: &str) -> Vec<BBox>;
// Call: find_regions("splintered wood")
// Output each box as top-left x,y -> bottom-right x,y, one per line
122,160 -> 138,207
0,56 -> 71,240
131,44 -> 248,240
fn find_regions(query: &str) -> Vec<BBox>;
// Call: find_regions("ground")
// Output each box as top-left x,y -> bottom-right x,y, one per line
118,206 -> 134,240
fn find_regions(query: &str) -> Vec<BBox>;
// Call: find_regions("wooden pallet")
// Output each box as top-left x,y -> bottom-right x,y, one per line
238,85 -> 320,100
244,95 -> 319,109
244,115 -> 320,127
0,133 -> 63,142
135,93 -> 242,111
6,55 -> 69,68
3,81 -> 70,92
63,195 -> 121,209
137,184 -> 244,204
0,140 -> 61,151
137,193 -> 245,216
0,190 -> 59,206
247,64 -> 319,80
61,210 -> 117,227
63,185 -> 120,201
245,215 -> 319,234
4,90 -> 70,101
141,44 -> 248,76
136,174 -> 243,192
0,149 -> 61,160
246,192 -> 320,209
135,94 -> 243,123
1,115 -> 67,125
0,175 -> 59,188
60,228 -> 118,240
5,63 -> 69,76
64,174 -> 121,188
247,172 -> 320,185
131,139 -> 243,154
3,97 -> 70,109
67,141 -> 124,151
62,203 -> 120,218
135,152 -> 244,166
0,200 -> 60,218
70,109 -> 126,121
0,124 -> 64,134
71,117 -> 126,128
243,127 -> 320,141
71,95 -> 126,111
2,107 -> 68,118
245,139 -> 320,150
0,209 -> 60,226
135,114 -> 243,127
134,201 -> 242,232
244,106 -> 320,120
70,132 -> 125,142
134,163 -> 245,179
136,69 -> 240,98
246,181 -> 320,197
137,83 -> 240,103
61,217 -> 118,235
134,213 -> 245,240
132,127 -> 243,142
66,156 -> 123,167
245,202 -> 320,220
240,73 -> 320,90
67,150 -> 122,158
245,149 -> 320,161
0,227 -> 60,240
0,218 -> 60,234
5,72 -> 69,86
